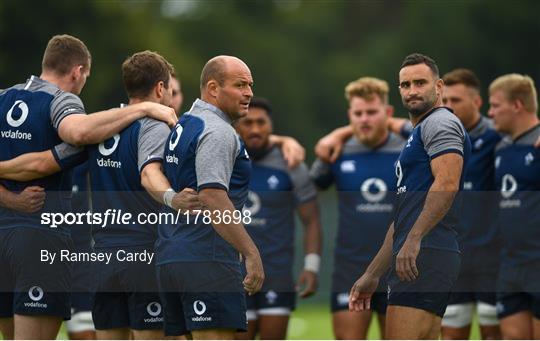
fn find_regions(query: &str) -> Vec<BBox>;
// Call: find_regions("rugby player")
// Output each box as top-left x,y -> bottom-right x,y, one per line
156,55 -> 264,340
349,53 -> 471,339
86,51 -> 200,340
311,77 -> 404,339
489,74 -> 540,339
235,97 -> 322,339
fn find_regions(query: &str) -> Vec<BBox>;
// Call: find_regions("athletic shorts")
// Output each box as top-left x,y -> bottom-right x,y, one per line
496,261 -> 540,319
387,248 -> 460,317
448,246 -> 499,305
157,261 -> 247,336
0,227 -> 72,319
92,245 -> 163,330
331,259 -> 387,314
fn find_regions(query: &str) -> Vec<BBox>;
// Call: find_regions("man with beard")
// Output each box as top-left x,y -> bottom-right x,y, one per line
349,53 -> 471,339
310,77 -> 404,339
234,97 -> 322,340
489,74 -> 540,339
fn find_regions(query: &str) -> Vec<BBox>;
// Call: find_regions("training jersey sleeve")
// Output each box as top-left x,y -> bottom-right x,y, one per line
137,118 -> 170,172
421,110 -> 465,159
50,92 -> 86,130
310,158 -> 334,190
52,142 -> 87,170
289,162 -> 317,205
195,127 -> 238,191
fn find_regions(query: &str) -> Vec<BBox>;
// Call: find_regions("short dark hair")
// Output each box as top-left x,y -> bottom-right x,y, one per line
200,57 -> 227,91
400,53 -> 439,78
249,97 -> 272,118
122,50 -> 174,99
443,68 -> 480,90
42,34 -> 91,76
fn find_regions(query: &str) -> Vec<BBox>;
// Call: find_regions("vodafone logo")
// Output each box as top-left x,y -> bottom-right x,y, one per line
243,191 -> 261,216
169,124 -> 183,151
28,286 -> 44,302
146,302 -> 162,317
98,134 -> 120,156
6,100 -> 29,127
360,178 -> 387,203
193,300 -> 206,316
501,174 -> 517,199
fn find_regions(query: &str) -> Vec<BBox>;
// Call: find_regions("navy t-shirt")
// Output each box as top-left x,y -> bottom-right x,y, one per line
495,124 -> 540,266
157,99 -> 251,265
393,107 -> 471,254
0,76 -> 86,234
311,133 -> 404,264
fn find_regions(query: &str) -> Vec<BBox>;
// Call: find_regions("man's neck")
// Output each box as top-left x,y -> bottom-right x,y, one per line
464,112 -> 482,131
40,72 -> 72,93
511,113 -> 539,140
129,97 -> 156,105
410,108 -> 433,127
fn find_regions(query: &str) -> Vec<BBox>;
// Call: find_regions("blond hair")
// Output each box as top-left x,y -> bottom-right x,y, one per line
345,77 -> 389,103
489,74 -> 538,113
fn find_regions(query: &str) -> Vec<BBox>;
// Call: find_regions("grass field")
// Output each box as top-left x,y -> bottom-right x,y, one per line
36,302 -> 481,340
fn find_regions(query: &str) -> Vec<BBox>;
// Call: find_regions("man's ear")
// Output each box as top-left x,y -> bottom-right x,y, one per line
207,79 -> 219,98
513,98 -> 525,113
155,81 -> 165,99
473,94 -> 483,110
71,65 -> 83,80
435,78 -> 444,96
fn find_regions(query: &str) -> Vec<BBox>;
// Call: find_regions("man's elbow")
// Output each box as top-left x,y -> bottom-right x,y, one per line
199,188 -> 226,208
436,179 -> 460,194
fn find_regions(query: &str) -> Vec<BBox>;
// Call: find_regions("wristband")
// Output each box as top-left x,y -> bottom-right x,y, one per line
163,188 -> 176,208
304,253 -> 321,274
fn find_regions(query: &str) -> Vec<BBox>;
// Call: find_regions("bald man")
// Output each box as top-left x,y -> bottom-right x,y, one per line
156,56 -> 264,340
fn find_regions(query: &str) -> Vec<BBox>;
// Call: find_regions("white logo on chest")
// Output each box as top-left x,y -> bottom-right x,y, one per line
267,175 -> 279,189
360,178 -> 387,202
474,138 -> 484,150
501,174 -> 517,199
406,135 -> 413,148
7,100 -> 29,127
340,160 -> 356,173
98,134 -> 120,156
525,152 -> 534,166
168,124 -> 183,151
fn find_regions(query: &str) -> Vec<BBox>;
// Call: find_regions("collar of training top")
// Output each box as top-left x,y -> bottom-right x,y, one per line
191,98 -> 232,124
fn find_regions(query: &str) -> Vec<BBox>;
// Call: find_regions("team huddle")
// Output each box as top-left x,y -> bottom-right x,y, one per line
0,34 -> 538,340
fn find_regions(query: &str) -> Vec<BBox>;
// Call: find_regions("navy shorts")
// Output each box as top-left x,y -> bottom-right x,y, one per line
247,291 -> 296,312
157,261 -> 247,336
496,261 -> 540,319
331,259 -> 387,314
448,246 -> 499,306
387,248 -> 460,317
92,245 -> 163,330
0,227 -> 72,319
